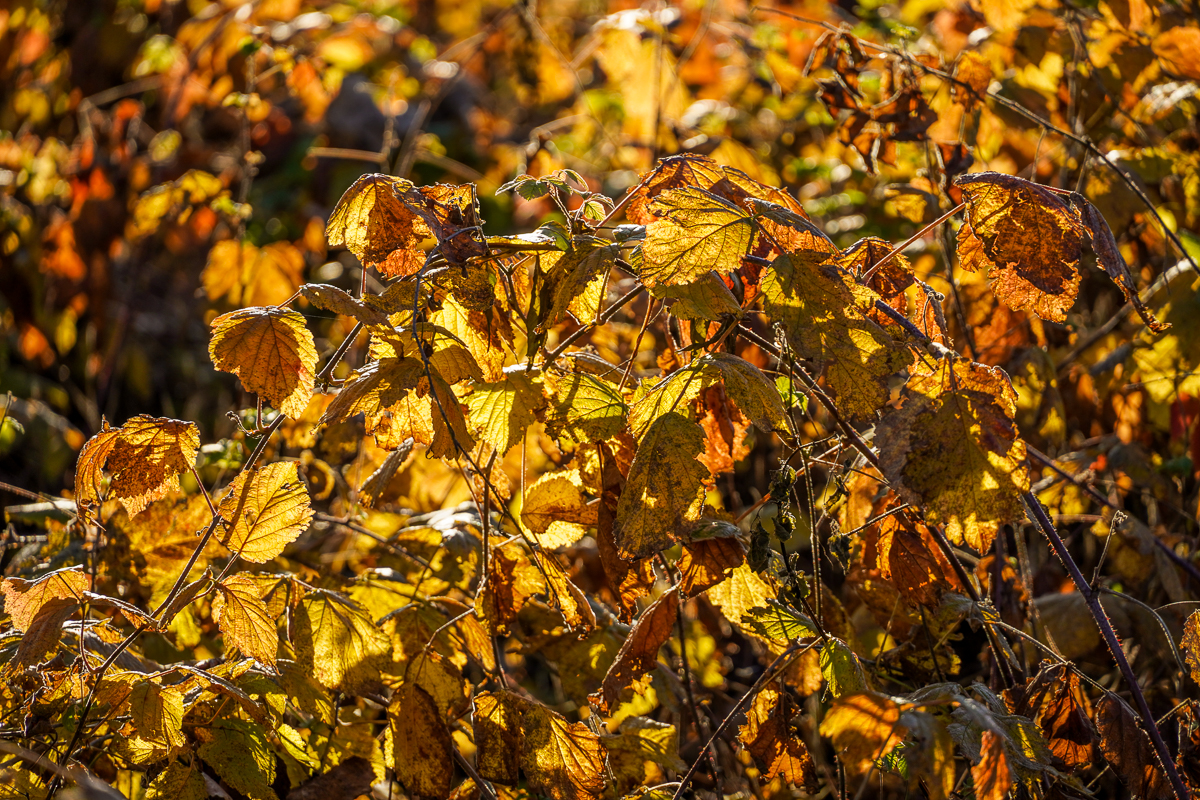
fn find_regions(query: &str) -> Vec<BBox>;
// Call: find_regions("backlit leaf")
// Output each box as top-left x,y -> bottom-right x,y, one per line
213,573 -> 279,667
819,638 -> 867,698
474,690 -> 522,785
519,699 -> 607,800
739,683 -> 817,789
591,587 -> 679,713
955,173 -> 1086,323
209,307 -> 318,419
1072,197 -> 1168,332
1,566 -> 89,631
1184,611 -> 1200,687
326,173 -> 431,278
1096,694 -> 1171,799
197,718 -> 279,800
678,535 -> 745,598
294,591 -> 391,694
74,420 -> 120,526
534,550 -> 597,633
972,730 -> 1014,800
877,358 -> 1029,552
761,251 -> 912,420
106,416 -> 201,517
128,681 -> 185,750
639,187 -> 754,287
1010,663 -> 1095,771
388,683 -> 454,797
474,542 -> 546,637
466,369 -> 543,455
647,273 -> 743,321
541,239 -> 618,331
521,471 -> 597,549
300,283 -> 389,327
433,294 -> 506,382
545,371 -> 628,443
872,511 -> 961,607
217,461 -> 314,563
613,413 -> 708,559
603,717 -> 687,794
819,691 -> 907,775
144,761 -> 208,800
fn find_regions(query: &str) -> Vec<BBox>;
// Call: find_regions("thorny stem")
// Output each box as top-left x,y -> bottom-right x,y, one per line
1024,493 -> 1191,800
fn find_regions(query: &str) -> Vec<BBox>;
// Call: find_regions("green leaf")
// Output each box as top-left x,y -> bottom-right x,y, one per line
741,600 -> 818,643
820,638 -> 867,698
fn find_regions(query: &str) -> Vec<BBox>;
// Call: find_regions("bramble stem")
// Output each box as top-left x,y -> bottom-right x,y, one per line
1024,493 -> 1191,800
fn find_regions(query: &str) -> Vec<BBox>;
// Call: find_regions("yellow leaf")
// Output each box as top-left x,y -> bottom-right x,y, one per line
603,717 -> 687,794
533,550 -> 597,634
106,415 -> 201,517
300,282 -> 389,327
326,173 -> 431,278
474,690 -> 522,785
432,293 -> 505,382
1183,611 -> 1200,687
213,573 -> 279,667
877,358 -> 1030,552
540,239 -> 617,331
474,541 -> 546,637
761,251 -> 912,420
647,273 -> 743,321
73,419 -> 120,526
466,370 -> 543,455
144,761 -> 208,800
521,471 -> 597,549
196,718 -> 279,800
295,591 -> 391,694
318,357 -> 425,426
519,699 -> 607,800
612,412 -> 707,559
388,683 -> 454,797
639,187 -> 753,287
819,638 -> 867,698
544,371 -> 628,443
128,681 -> 186,751
209,307 -> 318,419
216,461 -> 314,563
0,566 -> 89,631
818,691 -> 907,776
626,153 -> 804,225
739,683 -> 816,789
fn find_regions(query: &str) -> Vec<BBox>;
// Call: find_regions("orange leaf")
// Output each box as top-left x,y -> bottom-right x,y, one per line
972,730 -> 1014,800
591,588 -> 679,714
209,306 -> 318,419
106,415 -> 201,517
739,683 -> 817,789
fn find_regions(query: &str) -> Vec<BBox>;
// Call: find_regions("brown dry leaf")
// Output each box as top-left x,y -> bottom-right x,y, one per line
591,588 -> 679,713
300,283 -> 389,327
953,51 -> 992,107
639,187 -> 754,287
955,173 -> 1087,323
474,690 -> 522,785
1096,694 -> 1172,799
415,182 -> 486,266
388,683 -> 454,798
521,472 -> 597,549
216,461 -> 314,563
107,416 -> 201,517
213,573 -> 279,667
1072,198 -> 1168,332
1184,611 -> 1200,687
612,412 -> 708,559
626,153 -> 804,225
750,198 -> 836,256
818,691 -> 907,776
474,542 -> 546,637
837,236 -> 914,328
738,683 -> 817,790
73,419 -> 121,526
519,699 -> 606,800
761,251 -> 912,420
878,358 -> 1029,552
678,535 -> 746,598
1011,663 -> 1095,771
874,511 -> 960,607
326,173 -> 432,277
695,384 -> 752,476
972,730 -> 1014,800
533,550 -> 596,634
1153,26 -> 1200,80
209,307 -> 318,419
596,491 -> 655,622
1,567 -> 89,666
319,357 -> 426,427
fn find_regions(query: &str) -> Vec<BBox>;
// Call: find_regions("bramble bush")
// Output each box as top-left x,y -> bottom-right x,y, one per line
2,2 -> 1200,800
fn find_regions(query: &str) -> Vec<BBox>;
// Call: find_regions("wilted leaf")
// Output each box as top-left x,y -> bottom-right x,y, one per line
475,543 -> 546,637
197,718 -> 279,800
300,283 -> 389,327
209,307 -> 318,419
613,413 -> 708,559
972,730 -> 1014,800
326,173 -> 432,277
520,699 -> 607,800
877,358 -> 1030,552
128,681 -> 185,750
1071,198 -> 1168,332
761,251 -> 912,420
533,550 -> 597,633
74,420 -> 120,526
106,416 -> 201,517
213,573 -> 279,667
1011,663 -> 1095,770
678,535 -> 745,597
639,187 -> 754,287
217,461 -> 314,563
739,683 -> 817,789
873,511 -> 960,607
388,683 -> 454,797
626,154 -> 804,225
294,591 -> 391,694
819,691 -> 907,775
1096,694 -> 1171,799
591,587 -> 679,713
955,173 -> 1087,323
1184,611 -> 1200,687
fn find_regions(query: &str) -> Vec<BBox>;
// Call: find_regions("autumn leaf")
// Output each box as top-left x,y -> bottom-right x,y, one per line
1184,611 -> 1200,687
540,239 -> 618,331
106,415 -> 201,517
474,690 -> 522,784
1071,197 -> 1168,332
432,293 -> 506,382
209,306 -> 318,419
972,730 -> 1014,800
128,681 -> 186,751
603,717 -> 687,795
519,699 -> 607,800
739,683 -> 816,789
591,587 -> 679,713
638,187 -> 754,287
820,638 -> 867,698
388,683 -> 454,798
294,591 -> 391,694
196,718 -> 280,800
533,550 -> 597,633
613,412 -> 708,559
144,761 -> 208,800
474,542 -> 546,637
819,691 -> 907,775
521,472 -> 597,549
1153,25 -> 1200,80
326,173 -> 432,277
626,153 -> 805,225
647,273 -> 743,321
544,370 -> 628,443
761,251 -> 912,420
1096,694 -> 1172,799
872,511 -> 961,607
466,369 -> 544,455
300,283 -> 389,327
877,357 -> 1030,552
678,535 -> 745,598
318,357 -> 426,427
955,172 -> 1087,323
1,566 -> 89,666
213,573 -> 279,667
74,419 -> 120,526
216,461 -> 314,563
1010,663 -> 1095,771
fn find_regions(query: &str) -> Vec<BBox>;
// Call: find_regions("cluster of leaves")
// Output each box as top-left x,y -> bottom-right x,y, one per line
3,1 -> 1200,800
